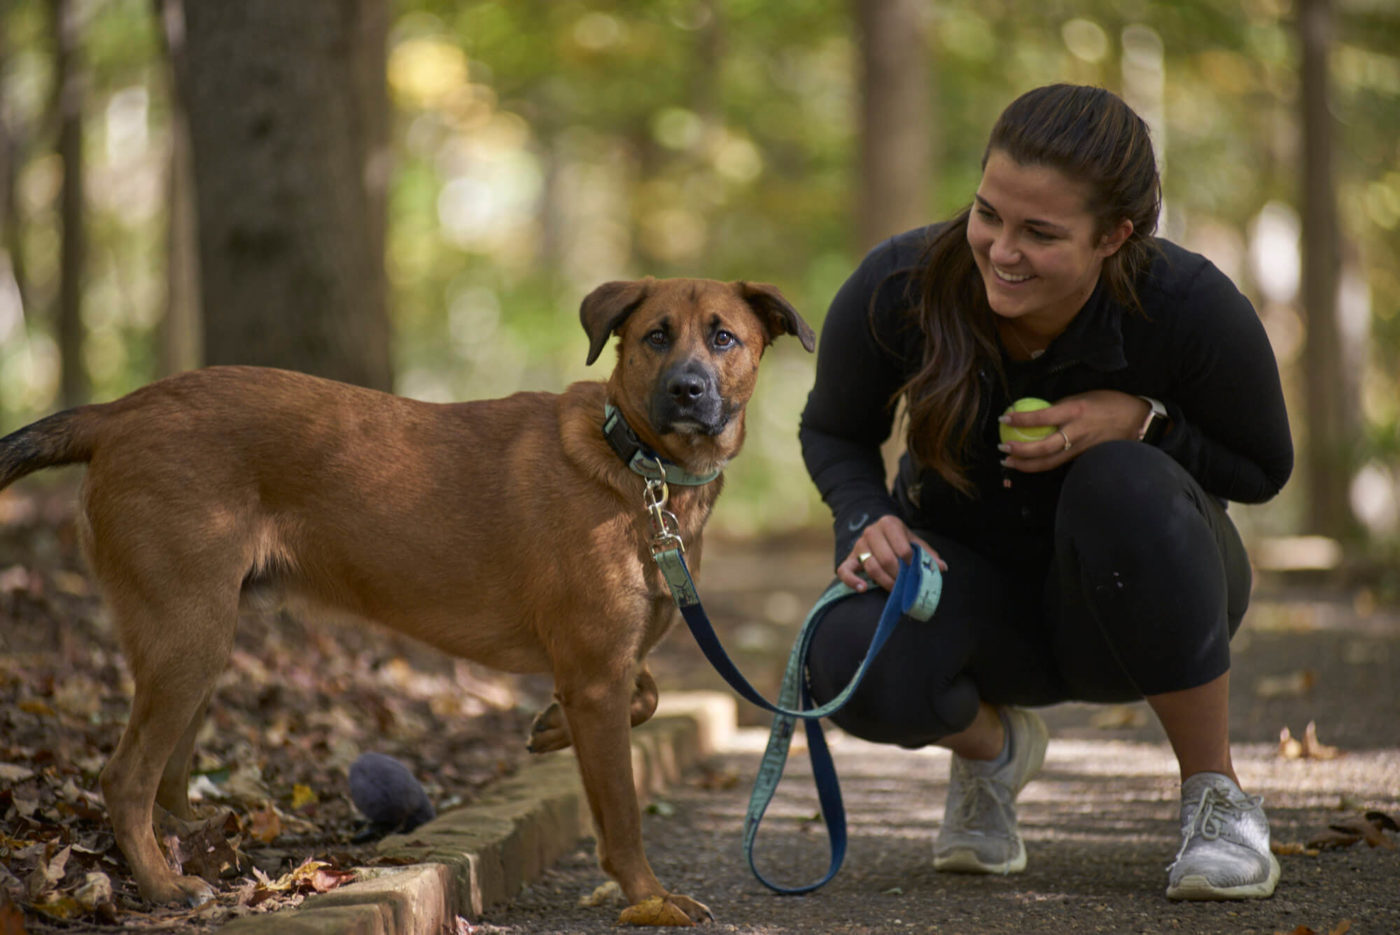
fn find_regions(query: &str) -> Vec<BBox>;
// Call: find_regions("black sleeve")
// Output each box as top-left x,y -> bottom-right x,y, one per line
1155,261 -> 1294,503
798,243 -> 916,566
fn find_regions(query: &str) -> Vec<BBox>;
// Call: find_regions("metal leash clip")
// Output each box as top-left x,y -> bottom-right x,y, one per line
643,457 -> 684,555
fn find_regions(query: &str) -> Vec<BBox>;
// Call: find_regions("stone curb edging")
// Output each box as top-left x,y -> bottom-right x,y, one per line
217,692 -> 737,935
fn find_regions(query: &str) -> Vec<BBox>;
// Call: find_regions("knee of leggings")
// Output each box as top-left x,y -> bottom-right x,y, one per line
1058,441 -> 1184,531
807,598 -> 981,746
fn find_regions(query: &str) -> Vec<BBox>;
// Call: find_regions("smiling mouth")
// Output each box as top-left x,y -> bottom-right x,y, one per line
992,265 -> 1032,284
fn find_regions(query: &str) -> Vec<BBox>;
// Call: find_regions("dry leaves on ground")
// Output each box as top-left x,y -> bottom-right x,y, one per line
1306,811 -> 1399,851
1274,922 -> 1352,935
1278,721 -> 1342,760
1,494 -> 536,931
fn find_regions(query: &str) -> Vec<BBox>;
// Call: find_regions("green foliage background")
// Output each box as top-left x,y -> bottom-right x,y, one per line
1,0 -> 1397,541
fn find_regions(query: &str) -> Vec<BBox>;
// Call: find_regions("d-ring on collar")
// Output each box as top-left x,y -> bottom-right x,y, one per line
602,403 -> 722,486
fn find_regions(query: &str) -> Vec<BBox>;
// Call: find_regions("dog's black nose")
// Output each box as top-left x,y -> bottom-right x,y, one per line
668,371 -> 708,402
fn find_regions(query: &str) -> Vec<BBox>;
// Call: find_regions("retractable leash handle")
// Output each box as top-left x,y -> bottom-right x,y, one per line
651,544 -> 942,894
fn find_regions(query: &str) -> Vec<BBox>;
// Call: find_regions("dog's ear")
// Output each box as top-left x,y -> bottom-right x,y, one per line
736,282 -> 816,352
581,279 -> 652,366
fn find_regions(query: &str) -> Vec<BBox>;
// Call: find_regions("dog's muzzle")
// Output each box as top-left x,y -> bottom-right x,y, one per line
653,361 -> 727,435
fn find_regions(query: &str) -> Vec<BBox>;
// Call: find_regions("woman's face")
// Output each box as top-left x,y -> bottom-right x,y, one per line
967,149 -> 1131,333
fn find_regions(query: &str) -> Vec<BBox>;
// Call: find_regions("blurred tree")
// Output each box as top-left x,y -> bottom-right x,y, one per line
152,0 -> 199,376
855,0 -> 931,253
0,0 -> 31,335
52,0 -> 87,407
167,0 -> 392,389
1298,0 -> 1358,540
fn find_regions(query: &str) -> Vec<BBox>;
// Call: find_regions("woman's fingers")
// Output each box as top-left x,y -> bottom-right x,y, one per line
838,518 -> 947,593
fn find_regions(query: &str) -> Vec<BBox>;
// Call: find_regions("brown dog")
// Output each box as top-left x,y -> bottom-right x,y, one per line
0,277 -> 814,923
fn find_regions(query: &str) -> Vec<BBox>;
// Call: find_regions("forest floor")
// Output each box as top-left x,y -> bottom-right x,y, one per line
1,479 -> 1398,935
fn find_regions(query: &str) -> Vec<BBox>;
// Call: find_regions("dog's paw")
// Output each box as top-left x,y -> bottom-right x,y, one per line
143,874 -> 216,908
526,703 -> 572,753
617,893 -> 712,926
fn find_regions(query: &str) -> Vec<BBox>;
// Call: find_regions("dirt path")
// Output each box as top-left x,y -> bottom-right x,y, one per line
471,536 -> 1400,934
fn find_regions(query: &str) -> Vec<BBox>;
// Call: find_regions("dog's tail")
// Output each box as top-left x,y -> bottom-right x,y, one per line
0,408 -> 97,491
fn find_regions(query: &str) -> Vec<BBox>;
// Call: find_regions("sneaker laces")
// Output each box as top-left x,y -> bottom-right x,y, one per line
1168,785 -> 1264,870
950,770 -> 1014,833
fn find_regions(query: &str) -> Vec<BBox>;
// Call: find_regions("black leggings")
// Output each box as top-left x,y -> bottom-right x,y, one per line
806,441 -> 1251,748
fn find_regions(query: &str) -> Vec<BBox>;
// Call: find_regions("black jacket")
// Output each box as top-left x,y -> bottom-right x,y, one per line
799,224 -> 1294,568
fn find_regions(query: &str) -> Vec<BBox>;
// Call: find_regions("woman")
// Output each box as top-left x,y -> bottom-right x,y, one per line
800,84 -> 1292,900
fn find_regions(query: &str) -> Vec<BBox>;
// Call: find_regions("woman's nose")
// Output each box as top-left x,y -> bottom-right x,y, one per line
989,232 -> 1020,265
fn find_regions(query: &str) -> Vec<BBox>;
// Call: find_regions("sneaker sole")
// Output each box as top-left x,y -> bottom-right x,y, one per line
933,842 -> 1027,875
1166,854 -> 1281,901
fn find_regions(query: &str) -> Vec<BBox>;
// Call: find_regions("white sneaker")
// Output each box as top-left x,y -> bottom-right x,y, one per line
933,706 -> 1048,874
1166,772 -> 1280,900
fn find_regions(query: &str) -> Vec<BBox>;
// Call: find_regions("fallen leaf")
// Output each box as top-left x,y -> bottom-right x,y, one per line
1365,810 -> 1399,833
225,764 -> 272,805
72,871 -> 112,911
1301,721 -> 1341,760
1270,841 -> 1321,857
1305,811 -> 1400,851
162,811 -> 243,883
579,880 -> 623,907
16,700 -> 53,718
694,765 -> 740,791
26,844 -> 70,900
617,896 -> 694,927
50,570 -> 89,597
290,783 -> 318,810
248,806 -> 282,845
1256,669 -> 1316,699
1279,722 -> 1342,761
1307,828 -> 1361,850
1329,814 -> 1396,850
0,765 -> 34,784
1089,704 -> 1148,729
30,894 -> 81,921
1279,725 -> 1304,759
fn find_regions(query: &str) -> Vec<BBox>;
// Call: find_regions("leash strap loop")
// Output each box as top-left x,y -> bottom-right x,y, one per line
652,545 -> 941,893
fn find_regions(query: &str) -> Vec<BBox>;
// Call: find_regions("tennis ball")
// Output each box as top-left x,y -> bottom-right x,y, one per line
999,397 -> 1056,444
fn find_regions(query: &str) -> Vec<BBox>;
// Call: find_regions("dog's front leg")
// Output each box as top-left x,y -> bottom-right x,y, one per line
557,673 -> 711,925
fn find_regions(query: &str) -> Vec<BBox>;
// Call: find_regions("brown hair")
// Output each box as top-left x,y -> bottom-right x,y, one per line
896,84 -> 1161,495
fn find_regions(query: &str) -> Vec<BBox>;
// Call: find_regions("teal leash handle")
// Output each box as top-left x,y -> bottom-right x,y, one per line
653,545 -> 942,893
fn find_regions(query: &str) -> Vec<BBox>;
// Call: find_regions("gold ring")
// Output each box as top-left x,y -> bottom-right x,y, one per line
857,551 -> 873,564
1059,429 -> 1072,452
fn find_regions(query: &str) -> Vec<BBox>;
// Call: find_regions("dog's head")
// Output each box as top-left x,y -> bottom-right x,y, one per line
580,277 -> 815,467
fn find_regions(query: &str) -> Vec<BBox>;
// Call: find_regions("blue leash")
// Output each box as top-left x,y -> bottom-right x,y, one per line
652,543 -> 942,894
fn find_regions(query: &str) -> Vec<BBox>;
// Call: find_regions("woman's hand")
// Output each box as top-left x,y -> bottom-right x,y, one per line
837,514 -> 946,593
998,389 -> 1151,474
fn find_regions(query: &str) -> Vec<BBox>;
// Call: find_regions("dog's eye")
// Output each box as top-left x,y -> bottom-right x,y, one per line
713,330 -> 737,348
646,329 -> 668,348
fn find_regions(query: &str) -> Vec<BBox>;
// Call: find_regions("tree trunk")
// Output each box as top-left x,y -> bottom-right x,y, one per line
855,0 -> 931,254
0,0 -> 33,336
171,0 -> 392,390
1297,0 -> 1357,539
154,0 -> 201,376
52,0 -> 87,408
